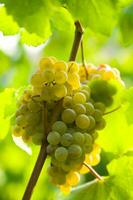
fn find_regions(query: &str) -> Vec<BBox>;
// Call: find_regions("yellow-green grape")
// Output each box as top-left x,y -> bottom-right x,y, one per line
30,72 -> 43,86
62,108 -> 76,124
60,184 -> 71,194
68,62 -> 79,73
96,118 -> 106,130
68,144 -> 82,159
88,116 -> 96,130
22,133 -> 31,143
81,84 -> 90,92
94,102 -> 106,113
72,132 -> 85,145
55,147 -> 68,162
47,131 -> 61,145
76,114 -> 90,129
52,121 -> 67,135
53,84 -> 67,98
32,132 -> 44,145
93,109 -> 103,122
17,104 -> 28,115
73,92 -> 86,104
42,69 -> 54,82
81,89 -> 90,101
85,102 -> 95,115
66,171 -> 80,186
73,103 -> 86,114
41,85 -> 53,101
27,100 -> 41,112
26,112 -> 41,125
46,144 -> 57,155
54,61 -> 68,71
68,72 -> 80,90
16,115 -> 27,127
61,133 -> 73,147
55,71 -> 68,84
39,57 -> 54,71
12,125 -> 23,137
79,164 -> 90,174
90,153 -> 101,166
63,96 -> 73,108
84,133 -> 93,153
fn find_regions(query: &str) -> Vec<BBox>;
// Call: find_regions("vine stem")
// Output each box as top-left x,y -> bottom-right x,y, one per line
22,20 -> 84,200
83,162 -> 102,180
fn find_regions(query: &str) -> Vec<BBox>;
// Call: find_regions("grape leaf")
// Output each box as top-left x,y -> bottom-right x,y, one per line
0,6 -> 19,35
119,3 -> 133,45
1,0 -> 53,39
0,88 -> 16,139
122,87 -> 133,125
60,0 -> 118,35
97,108 -> 133,155
62,156 -> 133,200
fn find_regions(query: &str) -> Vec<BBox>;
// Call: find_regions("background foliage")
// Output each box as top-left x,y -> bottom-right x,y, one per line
0,0 -> 133,199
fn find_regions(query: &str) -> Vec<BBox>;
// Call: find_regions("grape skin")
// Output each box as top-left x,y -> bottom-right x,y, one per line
55,147 -> 68,162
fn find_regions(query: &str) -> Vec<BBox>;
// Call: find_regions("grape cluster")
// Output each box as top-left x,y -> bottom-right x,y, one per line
46,85 -> 106,193
12,57 -> 123,194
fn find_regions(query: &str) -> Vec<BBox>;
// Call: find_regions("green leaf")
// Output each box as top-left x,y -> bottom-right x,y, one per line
0,88 -> 16,139
122,87 -> 133,125
0,6 -> 19,35
119,3 -> 133,45
2,0 -> 53,39
61,0 -> 118,35
63,156 -> 133,200
97,107 -> 133,155
44,7 -> 74,60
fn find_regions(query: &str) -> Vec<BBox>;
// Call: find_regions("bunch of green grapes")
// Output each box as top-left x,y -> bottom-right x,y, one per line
12,57 -> 123,194
47,85 -> 106,193
79,63 -> 124,106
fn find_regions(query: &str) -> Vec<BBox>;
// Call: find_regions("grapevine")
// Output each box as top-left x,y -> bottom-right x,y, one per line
11,21 -> 124,200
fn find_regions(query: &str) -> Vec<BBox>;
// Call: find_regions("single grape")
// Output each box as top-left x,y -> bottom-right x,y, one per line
84,102 -> 95,115
61,133 -> 73,147
47,131 -> 61,145
94,102 -> 106,113
42,69 -> 54,82
46,144 -> 57,155
96,118 -> 106,130
93,109 -> 103,122
68,72 -> 80,90
12,125 -> 23,137
88,116 -> 96,130
55,70 -> 68,84
27,100 -> 41,112
66,171 -> 80,186
55,147 -> 68,162
26,112 -> 41,125
32,132 -> 44,145
73,132 -> 85,145
63,96 -> 73,108
22,133 -> 31,143
52,121 -> 67,135
54,61 -> 68,71
60,184 -> 71,194
62,108 -> 76,124
73,92 -> 86,104
41,86 -> 53,101
73,103 -> 86,114
39,57 -> 54,71
81,89 -> 90,101
68,62 -> 79,73
84,133 -> 93,145
76,114 -> 90,129
53,84 -> 67,98
16,115 -> 27,127
30,72 -> 44,86
68,144 -> 82,159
